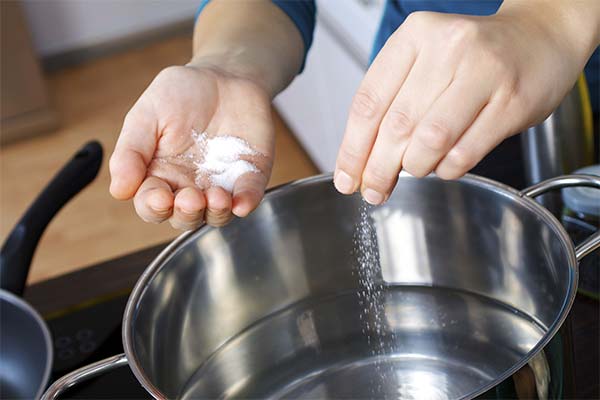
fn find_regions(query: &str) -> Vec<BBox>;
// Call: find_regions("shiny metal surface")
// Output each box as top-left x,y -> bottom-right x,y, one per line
177,286 -> 546,399
521,77 -> 595,214
0,290 -> 53,400
574,231 -> 600,261
42,173 -> 600,399
519,174 -> 600,198
118,173 -> 598,399
519,174 -> 600,261
41,354 -> 127,400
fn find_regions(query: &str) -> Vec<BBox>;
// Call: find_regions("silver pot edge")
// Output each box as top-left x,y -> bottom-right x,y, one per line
122,172 -> 582,399
42,172 -> 600,400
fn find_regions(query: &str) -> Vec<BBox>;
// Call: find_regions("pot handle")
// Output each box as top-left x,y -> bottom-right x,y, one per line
41,353 -> 127,400
519,174 -> 600,261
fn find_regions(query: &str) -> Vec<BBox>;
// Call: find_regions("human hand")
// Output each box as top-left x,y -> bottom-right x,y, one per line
334,5 -> 597,204
109,63 -> 274,229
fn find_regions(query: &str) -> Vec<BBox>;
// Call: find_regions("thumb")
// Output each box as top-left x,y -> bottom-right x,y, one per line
109,100 -> 158,200
232,171 -> 268,217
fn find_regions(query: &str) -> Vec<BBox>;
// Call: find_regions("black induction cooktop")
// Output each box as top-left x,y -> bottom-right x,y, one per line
46,294 -> 147,398
24,244 -> 166,399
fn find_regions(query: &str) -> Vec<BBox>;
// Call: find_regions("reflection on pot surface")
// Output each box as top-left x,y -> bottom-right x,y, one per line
178,286 -> 546,399
43,173 -> 600,400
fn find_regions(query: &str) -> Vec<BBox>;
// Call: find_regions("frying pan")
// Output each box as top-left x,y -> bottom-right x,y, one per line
0,141 -> 103,399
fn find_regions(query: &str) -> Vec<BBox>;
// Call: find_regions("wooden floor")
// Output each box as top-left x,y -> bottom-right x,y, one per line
0,35 -> 318,285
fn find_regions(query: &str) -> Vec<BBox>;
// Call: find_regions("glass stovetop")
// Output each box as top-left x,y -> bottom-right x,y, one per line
47,294 -> 150,398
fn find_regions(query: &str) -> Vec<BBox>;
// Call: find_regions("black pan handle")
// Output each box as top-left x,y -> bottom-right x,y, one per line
0,141 -> 103,295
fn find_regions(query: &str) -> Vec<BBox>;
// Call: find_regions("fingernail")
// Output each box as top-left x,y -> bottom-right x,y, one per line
334,170 -> 354,194
363,188 -> 384,205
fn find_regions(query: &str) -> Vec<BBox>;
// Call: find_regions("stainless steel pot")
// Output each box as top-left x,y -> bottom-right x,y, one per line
521,75 -> 595,216
43,173 -> 600,400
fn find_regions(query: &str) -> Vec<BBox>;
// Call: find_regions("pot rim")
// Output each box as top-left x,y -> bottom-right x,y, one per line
122,172 -> 578,399
0,289 -> 54,400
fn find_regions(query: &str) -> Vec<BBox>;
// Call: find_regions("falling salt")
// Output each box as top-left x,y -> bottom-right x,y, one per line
353,200 -> 397,398
191,130 -> 259,192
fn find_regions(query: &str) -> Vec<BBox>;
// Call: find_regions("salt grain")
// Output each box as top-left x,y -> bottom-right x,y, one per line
191,130 -> 259,192
353,201 -> 397,397
209,160 -> 258,192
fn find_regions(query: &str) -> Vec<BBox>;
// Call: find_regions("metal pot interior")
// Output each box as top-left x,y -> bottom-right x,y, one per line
126,174 -> 576,399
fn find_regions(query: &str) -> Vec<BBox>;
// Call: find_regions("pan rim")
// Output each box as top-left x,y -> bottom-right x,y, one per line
0,289 -> 54,400
122,172 -> 578,399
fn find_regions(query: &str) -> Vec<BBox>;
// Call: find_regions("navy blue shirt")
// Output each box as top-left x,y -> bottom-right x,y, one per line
199,0 -> 599,113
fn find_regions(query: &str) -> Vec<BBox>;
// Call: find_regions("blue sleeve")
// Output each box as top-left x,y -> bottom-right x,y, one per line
272,0 -> 316,70
196,0 -> 316,72
196,0 -> 210,20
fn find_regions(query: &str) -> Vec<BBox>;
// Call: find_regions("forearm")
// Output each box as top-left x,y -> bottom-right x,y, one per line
498,1 -> 600,72
189,0 -> 304,98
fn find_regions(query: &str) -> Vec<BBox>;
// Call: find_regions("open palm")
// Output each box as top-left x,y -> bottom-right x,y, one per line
109,65 -> 274,229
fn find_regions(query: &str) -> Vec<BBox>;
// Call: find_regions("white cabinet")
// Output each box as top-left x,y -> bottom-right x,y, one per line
274,0 -> 384,172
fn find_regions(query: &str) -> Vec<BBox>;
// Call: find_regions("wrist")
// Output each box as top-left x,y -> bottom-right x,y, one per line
188,49 -> 278,98
497,1 -> 600,68
190,0 -> 304,99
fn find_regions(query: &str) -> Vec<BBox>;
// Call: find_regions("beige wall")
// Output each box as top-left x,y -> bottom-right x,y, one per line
21,0 -> 199,56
